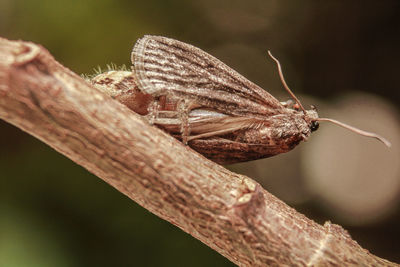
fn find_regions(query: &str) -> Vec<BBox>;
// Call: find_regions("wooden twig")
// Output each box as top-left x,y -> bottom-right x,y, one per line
0,37 -> 397,267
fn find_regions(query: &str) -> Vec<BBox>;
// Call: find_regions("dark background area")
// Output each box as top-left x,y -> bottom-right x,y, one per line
0,0 -> 399,266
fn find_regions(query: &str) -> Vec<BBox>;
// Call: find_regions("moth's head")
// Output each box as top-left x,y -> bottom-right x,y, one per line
285,101 -> 319,133
305,105 -> 319,132
269,51 -> 391,147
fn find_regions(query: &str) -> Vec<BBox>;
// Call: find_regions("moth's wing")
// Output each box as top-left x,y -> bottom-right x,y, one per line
153,109 -> 260,139
187,116 -> 261,141
132,35 -> 285,117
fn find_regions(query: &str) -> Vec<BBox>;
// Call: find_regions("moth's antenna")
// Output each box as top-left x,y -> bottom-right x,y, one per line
267,52 -> 390,148
268,51 -> 307,115
317,118 -> 391,147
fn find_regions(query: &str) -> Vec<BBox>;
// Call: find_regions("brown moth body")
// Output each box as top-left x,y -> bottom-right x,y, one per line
91,35 -> 389,164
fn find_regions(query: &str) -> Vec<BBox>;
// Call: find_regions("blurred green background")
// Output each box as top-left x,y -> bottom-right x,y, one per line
1,0 -> 399,266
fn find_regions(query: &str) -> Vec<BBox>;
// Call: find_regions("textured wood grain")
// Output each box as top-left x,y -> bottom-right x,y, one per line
0,37 -> 397,267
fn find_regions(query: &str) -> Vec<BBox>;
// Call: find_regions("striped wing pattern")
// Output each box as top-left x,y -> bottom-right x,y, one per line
132,35 -> 285,118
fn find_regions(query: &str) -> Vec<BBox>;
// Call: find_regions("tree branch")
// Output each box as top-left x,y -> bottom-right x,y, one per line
0,37 -> 397,267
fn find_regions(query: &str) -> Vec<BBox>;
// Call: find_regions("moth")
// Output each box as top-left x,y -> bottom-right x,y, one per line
91,35 -> 390,164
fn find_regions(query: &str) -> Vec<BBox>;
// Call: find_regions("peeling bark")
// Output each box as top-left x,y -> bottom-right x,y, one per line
0,37 -> 397,267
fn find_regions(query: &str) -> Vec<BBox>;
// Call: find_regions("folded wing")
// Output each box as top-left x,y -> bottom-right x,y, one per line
132,35 -> 285,118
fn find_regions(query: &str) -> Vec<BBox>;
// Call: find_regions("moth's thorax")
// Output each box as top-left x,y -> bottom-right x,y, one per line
274,108 -> 318,135
228,108 -> 317,153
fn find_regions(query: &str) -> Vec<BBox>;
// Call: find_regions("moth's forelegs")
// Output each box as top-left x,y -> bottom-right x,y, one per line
147,99 -> 160,125
145,96 -> 194,145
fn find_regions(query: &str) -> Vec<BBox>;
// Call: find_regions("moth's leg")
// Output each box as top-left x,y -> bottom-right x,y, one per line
177,99 -> 192,145
147,99 -> 160,125
150,110 -> 181,125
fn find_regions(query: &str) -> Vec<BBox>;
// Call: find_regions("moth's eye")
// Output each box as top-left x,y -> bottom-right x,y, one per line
310,121 -> 319,132
293,103 -> 300,111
